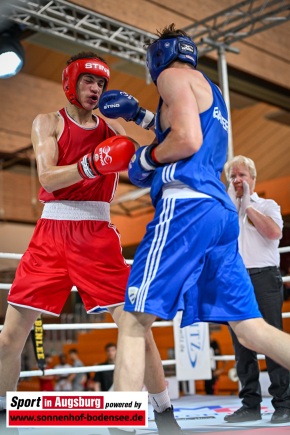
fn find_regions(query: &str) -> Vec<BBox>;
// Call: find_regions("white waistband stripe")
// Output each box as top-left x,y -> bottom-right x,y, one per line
41,201 -> 110,221
162,185 -> 212,199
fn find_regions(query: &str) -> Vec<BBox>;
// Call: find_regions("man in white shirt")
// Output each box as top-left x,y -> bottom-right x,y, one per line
224,155 -> 290,424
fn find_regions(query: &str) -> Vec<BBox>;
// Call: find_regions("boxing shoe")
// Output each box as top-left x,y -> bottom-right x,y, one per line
270,407 -> 290,424
154,406 -> 183,434
224,405 -> 261,422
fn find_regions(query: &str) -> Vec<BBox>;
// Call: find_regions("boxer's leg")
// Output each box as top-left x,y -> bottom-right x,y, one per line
0,305 -> 40,408
230,317 -> 290,370
109,305 -> 167,394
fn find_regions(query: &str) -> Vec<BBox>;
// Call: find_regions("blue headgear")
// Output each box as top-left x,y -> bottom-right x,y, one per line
146,35 -> 198,84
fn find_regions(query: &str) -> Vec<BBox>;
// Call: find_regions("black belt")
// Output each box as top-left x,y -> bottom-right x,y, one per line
247,266 -> 278,275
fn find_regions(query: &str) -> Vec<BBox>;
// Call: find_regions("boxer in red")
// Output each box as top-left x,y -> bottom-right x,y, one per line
0,52 -> 182,434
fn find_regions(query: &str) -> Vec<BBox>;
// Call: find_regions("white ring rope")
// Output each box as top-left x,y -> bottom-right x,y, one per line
0,321 -> 173,332
1,250 -> 290,380
20,360 -> 177,379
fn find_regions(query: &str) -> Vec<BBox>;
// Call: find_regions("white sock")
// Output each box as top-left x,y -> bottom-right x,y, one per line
148,388 -> 171,413
0,396 -> 6,410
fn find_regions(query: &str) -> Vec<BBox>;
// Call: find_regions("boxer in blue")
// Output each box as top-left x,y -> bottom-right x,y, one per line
99,22 -> 290,425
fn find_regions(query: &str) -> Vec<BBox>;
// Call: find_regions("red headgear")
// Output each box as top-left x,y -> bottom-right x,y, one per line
62,58 -> 110,109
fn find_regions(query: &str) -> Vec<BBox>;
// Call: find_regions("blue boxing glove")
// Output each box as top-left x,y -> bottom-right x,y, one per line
128,144 -> 160,188
99,90 -> 155,130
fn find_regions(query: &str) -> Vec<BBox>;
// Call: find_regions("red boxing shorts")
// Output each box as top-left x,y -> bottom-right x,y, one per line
8,201 -> 130,316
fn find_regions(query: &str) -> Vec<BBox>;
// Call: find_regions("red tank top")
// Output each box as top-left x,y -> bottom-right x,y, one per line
39,108 -> 118,202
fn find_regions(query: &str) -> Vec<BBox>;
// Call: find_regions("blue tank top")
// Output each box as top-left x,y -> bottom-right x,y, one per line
151,73 -> 236,212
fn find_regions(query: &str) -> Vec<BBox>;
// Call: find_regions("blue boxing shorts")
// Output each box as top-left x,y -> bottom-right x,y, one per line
124,193 -> 261,327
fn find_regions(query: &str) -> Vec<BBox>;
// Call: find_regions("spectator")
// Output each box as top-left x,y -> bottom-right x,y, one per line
93,343 -> 117,391
68,348 -> 86,391
54,353 -> 72,391
224,155 -> 290,424
38,354 -> 55,391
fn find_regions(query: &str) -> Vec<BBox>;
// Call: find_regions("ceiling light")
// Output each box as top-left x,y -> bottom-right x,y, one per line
0,24 -> 25,79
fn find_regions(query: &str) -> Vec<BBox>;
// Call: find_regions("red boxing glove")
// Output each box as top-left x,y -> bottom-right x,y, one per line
77,135 -> 139,179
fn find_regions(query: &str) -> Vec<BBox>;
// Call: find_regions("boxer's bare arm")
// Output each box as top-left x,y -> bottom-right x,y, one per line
152,68 -> 203,164
32,112 -> 83,193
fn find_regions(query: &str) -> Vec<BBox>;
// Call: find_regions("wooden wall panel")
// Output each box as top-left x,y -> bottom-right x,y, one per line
0,172 -> 42,223
231,103 -> 290,181
74,0 -> 242,32
73,0 -> 190,31
0,73 -> 67,146
248,21 -> 290,60
224,40 -> 290,89
21,43 -> 66,82
256,176 -> 290,216
0,131 -> 30,154
111,211 -> 155,247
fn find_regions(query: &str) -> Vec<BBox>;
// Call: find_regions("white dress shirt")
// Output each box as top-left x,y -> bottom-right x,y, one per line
238,192 -> 283,268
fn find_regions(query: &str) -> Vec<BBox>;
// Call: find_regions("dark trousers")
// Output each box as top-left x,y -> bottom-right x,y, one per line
230,266 -> 290,409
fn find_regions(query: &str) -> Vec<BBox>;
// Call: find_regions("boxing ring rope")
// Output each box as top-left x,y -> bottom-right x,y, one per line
0,249 -> 290,381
